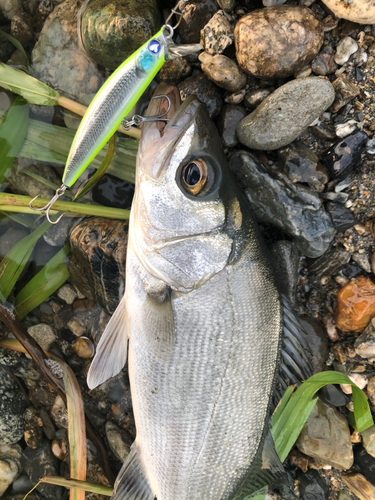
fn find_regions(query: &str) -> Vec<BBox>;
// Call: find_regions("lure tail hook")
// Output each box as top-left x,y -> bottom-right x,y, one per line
122,94 -> 171,131
28,184 -> 67,224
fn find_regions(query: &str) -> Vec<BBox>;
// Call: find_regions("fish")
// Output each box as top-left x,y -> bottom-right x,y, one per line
87,83 -> 312,500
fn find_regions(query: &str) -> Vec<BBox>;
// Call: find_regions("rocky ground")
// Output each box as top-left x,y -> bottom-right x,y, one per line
0,0 -> 375,499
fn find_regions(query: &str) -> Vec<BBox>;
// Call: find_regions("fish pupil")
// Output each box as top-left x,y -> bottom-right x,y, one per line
184,163 -> 201,186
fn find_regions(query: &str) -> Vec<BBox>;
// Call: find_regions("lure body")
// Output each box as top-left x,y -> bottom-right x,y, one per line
62,28 -> 170,188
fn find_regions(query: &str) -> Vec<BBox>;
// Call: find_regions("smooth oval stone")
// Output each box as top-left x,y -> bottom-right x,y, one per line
80,0 -> 160,70
236,77 -> 335,150
321,0 -> 375,24
234,6 -> 324,79
199,52 -> 246,92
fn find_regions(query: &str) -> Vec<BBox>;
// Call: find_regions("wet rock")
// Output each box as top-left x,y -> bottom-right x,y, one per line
296,399 -> 353,469
297,469 -> 330,500
0,227 -> 29,260
92,174 -> 134,210
342,473 -> 375,500
326,202 -> 356,232
177,0 -> 218,44
0,444 -> 22,496
336,276 -> 375,333
159,57 -> 192,82
31,0 -> 104,106
311,45 -> 338,75
199,52 -> 246,92
335,120 -> 358,139
321,0 -> 375,24
234,6 -> 324,79
200,10 -> 233,54
43,217 -> 73,247
68,218 -> 128,314
277,141 -> 328,188
71,336 -> 94,358
105,421 -> 132,462
215,104 -> 247,148
21,440 -> 63,500
299,316 -> 328,373
319,384 -> 351,407
330,74 -> 360,113
179,73 -> 223,119
320,131 -> 367,181
236,77 -> 335,150
335,37 -> 359,65
0,366 -> 25,444
23,407 -> 43,449
244,88 -> 271,109
80,0 -> 160,70
362,425 -> 375,458
7,162 -> 61,199
57,284 -> 77,304
27,323 -> 56,351
270,241 -> 300,308
354,317 -> 375,358
354,446 -> 375,485
229,151 -> 336,257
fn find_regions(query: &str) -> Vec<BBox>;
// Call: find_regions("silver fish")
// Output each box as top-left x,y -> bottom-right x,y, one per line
87,84 -> 309,500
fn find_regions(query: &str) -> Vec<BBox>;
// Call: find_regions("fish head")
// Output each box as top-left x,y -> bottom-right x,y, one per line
132,85 -> 244,292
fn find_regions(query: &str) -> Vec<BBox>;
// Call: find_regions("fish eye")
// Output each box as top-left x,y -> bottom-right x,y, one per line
180,159 -> 208,196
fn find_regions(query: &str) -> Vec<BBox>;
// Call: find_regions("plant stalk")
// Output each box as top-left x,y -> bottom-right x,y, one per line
39,476 -> 113,496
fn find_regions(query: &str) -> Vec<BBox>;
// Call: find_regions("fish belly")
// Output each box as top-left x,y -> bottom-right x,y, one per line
126,246 -> 281,500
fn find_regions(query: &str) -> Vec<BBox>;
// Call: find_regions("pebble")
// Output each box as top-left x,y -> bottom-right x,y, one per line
311,45 -> 338,75
354,317 -> 375,358
270,241 -> 300,308
177,0 -> 218,44
335,37 -> 359,65
50,396 -> 68,429
335,120 -> 358,138
296,399 -> 353,469
71,336 -> 94,359
318,384 -> 351,407
330,74 -> 360,113
352,252 -> 371,273
244,88 -> 271,109
79,0 -> 160,70
321,0 -> 375,24
342,473 -> 375,500
229,151 -> 336,257
0,444 -> 22,496
340,373 -> 368,394
27,323 -> 56,351
105,421 -> 132,462
200,10 -> 233,54
325,202 -> 356,232
215,104 -> 247,148
320,131 -> 368,181
354,446 -> 375,485
216,0 -> 234,11
31,0 -> 104,106
336,276 -> 375,332
199,52 -> 246,92
236,77 -> 335,150
56,283 -> 77,305
224,89 -> 246,104
234,6 -> 324,79
368,376 -> 375,408
0,367 -> 25,445
179,73 -> 223,119
297,469 -> 330,500
362,425 -> 375,458
159,57 -> 192,82
23,407 -> 43,450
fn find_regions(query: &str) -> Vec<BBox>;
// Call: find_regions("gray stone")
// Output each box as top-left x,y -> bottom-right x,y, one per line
0,444 -> 22,496
0,0 -> 23,19
57,284 -> 77,304
244,88 -> 271,109
27,323 -> 56,351
0,227 -> 29,260
31,0 -> 104,106
200,10 -> 233,54
296,399 -> 353,469
7,162 -> 61,199
43,216 -> 74,246
354,318 -> 375,359
105,421 -> 132,462
236,77 -> 335,150
229,151 -> 336,257
352,252 -> 371,273
215,104 -> 247,148
334,37 -> 359,65
362,425 -> 375,459
199,52 -> 246,92
0,367 -> 25,444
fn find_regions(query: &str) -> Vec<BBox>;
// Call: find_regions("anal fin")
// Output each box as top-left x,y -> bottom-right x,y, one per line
87,294 -> 128,390
112,443 -> 154,500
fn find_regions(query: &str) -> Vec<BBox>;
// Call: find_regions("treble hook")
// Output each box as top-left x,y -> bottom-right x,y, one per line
122,95 -> 171,131
28,184 -> 67,224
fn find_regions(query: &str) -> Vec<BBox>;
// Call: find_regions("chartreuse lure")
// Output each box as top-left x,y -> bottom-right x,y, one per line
29,0 -> 201,223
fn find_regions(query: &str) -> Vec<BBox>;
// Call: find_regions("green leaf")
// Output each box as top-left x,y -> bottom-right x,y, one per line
0,29 -> 30,69
0,210 -> 36,228
0,63 -> 60,105
0,219 -> 50,301
0,95 -> 29,184
15,244 -> 70,319
271,372 -> 374,463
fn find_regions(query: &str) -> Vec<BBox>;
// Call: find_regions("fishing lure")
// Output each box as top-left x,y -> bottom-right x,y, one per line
30,0 -> 201,223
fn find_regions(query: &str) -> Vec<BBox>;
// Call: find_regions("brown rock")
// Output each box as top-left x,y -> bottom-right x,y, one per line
321,0 -> 375,24
335,276 -> 375,332
159,57 -> 192,82
329,74 -> 360,113
342,473 -> 375,500
199,52 -> 246,92
311,46 -> 338,75
234,6 -> 324,79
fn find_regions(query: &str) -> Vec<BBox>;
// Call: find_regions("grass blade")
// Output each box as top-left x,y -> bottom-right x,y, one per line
0,210 -> 36,227
0,96 -> 29,184
0,220 -> 50,301
15,244 -> 70,319
39,477 -> 112,496
0,29 -> 30,69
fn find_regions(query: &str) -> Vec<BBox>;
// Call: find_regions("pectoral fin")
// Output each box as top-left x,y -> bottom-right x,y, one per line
87,295 -> 128,390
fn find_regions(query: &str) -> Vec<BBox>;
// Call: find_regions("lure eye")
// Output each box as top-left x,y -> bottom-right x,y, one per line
180,159 -> 208,196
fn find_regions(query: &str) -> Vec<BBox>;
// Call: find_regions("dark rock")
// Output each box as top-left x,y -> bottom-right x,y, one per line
329,74 -> 360,114
215,104 -> 247,148
0,366 -> 26,444
68,218 -> 128,314
43,217 -> 74,247
179,73 -> 223,119
354,446 -> 375,486
297,469 -> 330,500
342,261 -> 363,279
159,57 -> 192,82
311,122 -> 336,140
10,12 -> 33,47
308,248 -> 351,276
234,6 -> 324,79
177,0 -> 218,44
229,151 -> 336,258
326,202 -> 356,232
0,30 -> 16,62
21,440 -> 63,500
91,174 -> 134,210
311,45 -> 338,75
319,384 -> 351,407
320,131 -> 368,181
80,0 -> 160,70
298,316 -> 328,373
269,240 -> 300,308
